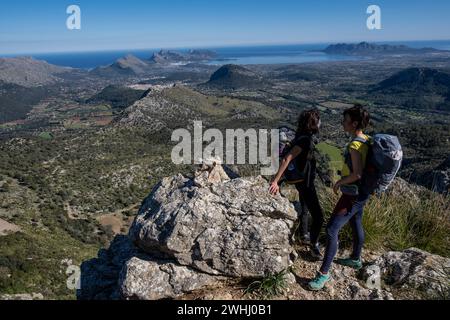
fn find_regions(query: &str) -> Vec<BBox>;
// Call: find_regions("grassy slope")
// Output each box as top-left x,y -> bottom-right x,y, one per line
316,141 -> 343,177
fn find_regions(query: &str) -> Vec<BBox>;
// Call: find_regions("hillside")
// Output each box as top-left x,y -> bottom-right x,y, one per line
90,54 -> 152,77
0,47 -> 450,301
86,85 -> 148,110
0,57 -> 71,87
203,64 -> 268,90
114,84 -> 280,132
370,67 -> 450,111
0,81 -> 54,124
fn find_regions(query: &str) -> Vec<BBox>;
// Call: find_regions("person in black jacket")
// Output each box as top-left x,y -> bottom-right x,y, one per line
269,109 -> 324,259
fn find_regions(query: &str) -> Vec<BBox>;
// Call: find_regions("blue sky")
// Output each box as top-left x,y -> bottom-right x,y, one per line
1,0 -> 450,54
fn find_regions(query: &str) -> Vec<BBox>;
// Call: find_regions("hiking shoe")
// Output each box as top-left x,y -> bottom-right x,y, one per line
300,232 -> 311,244
310,243 -> 322,260
336,257 -> 363,270
308,272 -> 331,291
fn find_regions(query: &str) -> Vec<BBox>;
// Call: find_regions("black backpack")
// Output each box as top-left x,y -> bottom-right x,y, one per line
279,133 -> 315,185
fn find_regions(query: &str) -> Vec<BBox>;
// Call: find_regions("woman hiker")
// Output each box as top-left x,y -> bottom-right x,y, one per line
308,104 -> 372,291
269,109 -> 324,259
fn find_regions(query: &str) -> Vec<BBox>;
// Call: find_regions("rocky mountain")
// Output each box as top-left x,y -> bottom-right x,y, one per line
149,49 -> 217,64
113,84 -> 280,132
370,67 -> 450,111
323,42 -> 443,56
113,86 -> 202,133
204,64 -> 268,90
79,165 -> 450,300
79,165 -> 297,299
90,54 -> 152,77
0,57 -> 71,87
90,50 -> 217,77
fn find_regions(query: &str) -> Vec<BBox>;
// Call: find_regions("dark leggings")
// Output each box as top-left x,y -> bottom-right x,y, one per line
320,192 -> 370,274
297,197 -> 310,237
295,182 -> 324,245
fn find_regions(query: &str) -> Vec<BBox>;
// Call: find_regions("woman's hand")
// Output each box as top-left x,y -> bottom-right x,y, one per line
333,180 -> 342,195
268,145 -> 302,196
269,180 -> 280,195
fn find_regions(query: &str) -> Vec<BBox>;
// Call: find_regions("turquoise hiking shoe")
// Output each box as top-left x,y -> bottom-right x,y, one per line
336,257 -> 363,270
308,272 -> 331,291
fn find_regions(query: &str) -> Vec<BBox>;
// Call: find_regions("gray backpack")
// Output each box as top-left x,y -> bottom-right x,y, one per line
352,134 -> 403,195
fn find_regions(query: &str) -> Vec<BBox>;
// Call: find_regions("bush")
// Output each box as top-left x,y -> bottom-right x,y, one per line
318,185 -> 450,257
244,268 -> 290,299
360,191 -> 449,257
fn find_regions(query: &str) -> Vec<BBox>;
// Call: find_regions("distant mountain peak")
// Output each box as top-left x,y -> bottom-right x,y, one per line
323,42 -> 443,56
375,67 -> 450,90
149,49 -> 217,64
371,67 -> 450,111
0,56 -> 71,87
204,64 -> 267,90
91,54 -> 152,77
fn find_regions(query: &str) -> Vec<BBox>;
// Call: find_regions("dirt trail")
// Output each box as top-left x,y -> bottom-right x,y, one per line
64,201 -> 140,234
96,203 -> 140,235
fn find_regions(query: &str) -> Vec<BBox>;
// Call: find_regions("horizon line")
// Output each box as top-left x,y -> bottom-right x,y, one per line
2,38 -> 450,57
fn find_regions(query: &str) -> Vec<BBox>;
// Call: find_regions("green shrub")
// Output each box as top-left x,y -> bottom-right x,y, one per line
318,186 -> 450,257
244,268 -> 290,299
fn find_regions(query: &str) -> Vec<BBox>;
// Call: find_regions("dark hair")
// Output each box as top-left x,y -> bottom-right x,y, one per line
296,109 -> 320,136
343,104 -> 370,130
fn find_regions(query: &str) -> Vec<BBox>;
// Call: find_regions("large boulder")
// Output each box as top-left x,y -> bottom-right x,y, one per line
79,167 -> 298,300
78,235 -> 223,300
365,248 -> 450,299
119,257 -> 221,300
128,172 -> 297,278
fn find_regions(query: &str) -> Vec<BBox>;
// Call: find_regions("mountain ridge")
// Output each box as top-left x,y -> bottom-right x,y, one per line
370,67 -> 450,111
0,56 -> 72,87
203,64 -> 268,90
323,42 -> 445,56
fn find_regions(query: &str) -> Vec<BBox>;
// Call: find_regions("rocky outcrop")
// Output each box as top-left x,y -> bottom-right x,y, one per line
120,257 -> 221,300
113,87 -> 201,132
129,173 -> 297,278
79,167 -> 449,300
79,165 -> 297,300
366,248 -> 450,299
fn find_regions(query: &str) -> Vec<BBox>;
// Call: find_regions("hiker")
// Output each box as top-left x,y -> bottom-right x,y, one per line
308,104 -> 372,291
269,109 -> 324,259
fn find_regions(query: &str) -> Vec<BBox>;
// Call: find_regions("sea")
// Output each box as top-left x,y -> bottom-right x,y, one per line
3,40 -> 450,70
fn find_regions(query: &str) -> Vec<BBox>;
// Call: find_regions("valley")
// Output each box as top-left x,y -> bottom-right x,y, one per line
0,44 -> 449,299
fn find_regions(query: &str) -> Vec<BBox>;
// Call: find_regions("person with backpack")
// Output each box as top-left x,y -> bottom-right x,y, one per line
307,104 -> 402,291
308,104 -> 372,290
269,109 -> 324,259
